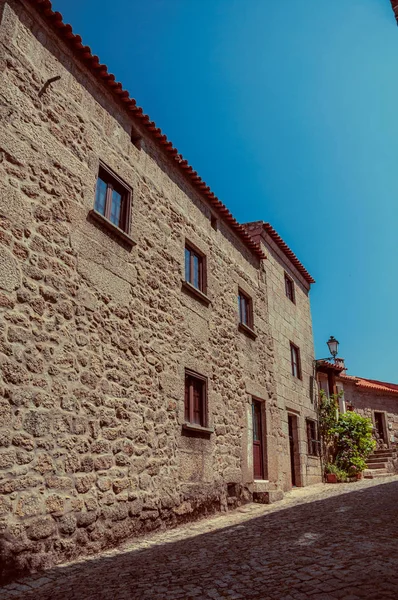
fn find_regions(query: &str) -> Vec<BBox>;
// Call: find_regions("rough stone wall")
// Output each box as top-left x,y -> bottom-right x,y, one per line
342,381 -> 398,447
245,225 -> 322,490
0,0 -> 280,581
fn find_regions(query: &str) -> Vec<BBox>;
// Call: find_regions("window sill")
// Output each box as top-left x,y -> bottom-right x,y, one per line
182,423 -> 213,437
308,455 -> 321,460
238,322 -> 257,340
88,210 -> 136,248
181,280 -> 211,306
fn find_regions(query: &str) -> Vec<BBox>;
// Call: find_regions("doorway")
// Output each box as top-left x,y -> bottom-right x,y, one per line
252,400 -> 264,479
288,414 -> 298,487
374,411 -> 387,445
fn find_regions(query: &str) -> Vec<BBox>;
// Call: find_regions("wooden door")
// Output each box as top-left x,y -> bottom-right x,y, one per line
288,415 -> 296,487
252,400 -> 264,479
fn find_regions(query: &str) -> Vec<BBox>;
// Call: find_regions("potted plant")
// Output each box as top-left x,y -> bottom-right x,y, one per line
325,463 -> 338,483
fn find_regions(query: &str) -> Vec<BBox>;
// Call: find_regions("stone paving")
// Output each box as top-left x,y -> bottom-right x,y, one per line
1,476 -> 398,600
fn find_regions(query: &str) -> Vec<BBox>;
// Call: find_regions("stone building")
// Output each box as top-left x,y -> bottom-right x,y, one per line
317,361 -> 398,476
0,0 -> 320,580
244,222 -> 321,488
341,375 -> 398,448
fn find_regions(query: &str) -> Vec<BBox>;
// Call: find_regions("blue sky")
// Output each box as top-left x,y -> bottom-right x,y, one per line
52,0 -> 398,381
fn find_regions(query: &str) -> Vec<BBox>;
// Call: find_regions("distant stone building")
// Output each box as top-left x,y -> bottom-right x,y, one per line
316,361 -> 398,476
0,0 -> 320,580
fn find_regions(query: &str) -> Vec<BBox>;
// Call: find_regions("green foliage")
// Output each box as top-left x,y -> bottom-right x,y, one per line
333,411 -> 375,473
325,463 -> 349,482
318,392 -> 375,479
318,390 -> 339,464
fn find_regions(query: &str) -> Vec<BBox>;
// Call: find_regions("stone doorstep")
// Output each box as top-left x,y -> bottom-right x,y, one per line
252,480 -> 284,504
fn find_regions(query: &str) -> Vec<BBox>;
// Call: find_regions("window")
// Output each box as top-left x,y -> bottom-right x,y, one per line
94,164 -> 131,233
185,370 -> 207,427
306,419 -> 320,457
185,244 -> 205,292
238,290 -> 253,329
285,273 -> 295,303
131,126 -> 142,149
290,343 -> 301,379
318,377 -> 329,397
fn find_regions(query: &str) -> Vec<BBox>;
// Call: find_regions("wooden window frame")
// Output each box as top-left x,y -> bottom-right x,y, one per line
284,273 -> 295,304
290,342 -> 302,379
306,418 -> 320,457
238,289 -> 256,338
184,242 -> 206,294
184,369 -> 208,428
93,162 -> 132,234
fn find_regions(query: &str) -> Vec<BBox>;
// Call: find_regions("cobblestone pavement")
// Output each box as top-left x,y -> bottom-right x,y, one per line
1,476 -> 398,600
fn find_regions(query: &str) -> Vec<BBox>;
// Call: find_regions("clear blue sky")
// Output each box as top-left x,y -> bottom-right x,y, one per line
52,0 -> 398,381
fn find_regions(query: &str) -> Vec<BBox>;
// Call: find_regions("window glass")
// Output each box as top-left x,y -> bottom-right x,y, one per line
193,254 -> 200,289
95,177 -> 107,215
239,293 -> 249,326
291,344 -> 300,378
185,372 -> 206,427
185,247 -> 190,282
110,189 -> 122,226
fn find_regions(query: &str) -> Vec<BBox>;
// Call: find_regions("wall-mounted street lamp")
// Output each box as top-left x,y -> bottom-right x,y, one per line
316,336 -> 339,363
326,336 -> 339,359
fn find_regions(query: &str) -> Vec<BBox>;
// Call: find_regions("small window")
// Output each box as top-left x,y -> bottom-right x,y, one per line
94,164 -> 131,233
285,273 -> 295,303
238,290 -> 253,329
185,244 -> 205,292
290,342 -> 301,379
306,419 -> 320,457
185,370 -> 207,427
131,126 -> 142,149
210,215 -> 218,230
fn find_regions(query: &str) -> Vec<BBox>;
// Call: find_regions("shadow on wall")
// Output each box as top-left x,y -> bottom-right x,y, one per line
1,481 -> 398,599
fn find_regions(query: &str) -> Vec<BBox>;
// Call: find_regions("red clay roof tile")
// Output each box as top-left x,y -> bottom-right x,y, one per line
340,374 -> 398,395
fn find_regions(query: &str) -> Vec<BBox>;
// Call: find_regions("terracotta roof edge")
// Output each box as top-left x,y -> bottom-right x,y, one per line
26,0 -> 267,262
243,221 -> 315,284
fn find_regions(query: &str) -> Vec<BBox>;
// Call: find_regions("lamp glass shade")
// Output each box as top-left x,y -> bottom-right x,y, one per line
327,336 -> 339,358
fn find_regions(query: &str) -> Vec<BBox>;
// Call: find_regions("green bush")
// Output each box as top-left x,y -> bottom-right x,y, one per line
333,411 -> 375,473
319,393 -> 375,480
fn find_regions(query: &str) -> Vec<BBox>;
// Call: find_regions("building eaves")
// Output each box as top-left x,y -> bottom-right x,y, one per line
340,374 -> 398,396
243,221 -> 315,284
316,360 -> 345,373
27,0 -> 266,262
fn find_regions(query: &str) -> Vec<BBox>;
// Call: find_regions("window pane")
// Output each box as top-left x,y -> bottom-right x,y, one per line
252,402 -> 261,441
110,189 -> 122,227
95,177 -> 107,215
291,346 -> 298,376
192,379 -> 203,425
185,248 -> 190,282
193,254 -> 200,289
240,295 -> 248,325
185,378 -> 190,422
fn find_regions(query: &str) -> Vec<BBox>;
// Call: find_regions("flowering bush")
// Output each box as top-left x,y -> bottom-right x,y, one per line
319,391 -> 375,479
333,411 -> 375,473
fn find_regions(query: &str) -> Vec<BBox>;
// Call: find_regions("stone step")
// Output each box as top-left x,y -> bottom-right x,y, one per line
363,469 -> 393,479
373,450 -> 394,457
365,462 -> 388,469
367,455 -> 393,462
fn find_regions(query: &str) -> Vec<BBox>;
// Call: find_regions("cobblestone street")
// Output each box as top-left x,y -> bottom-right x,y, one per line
1,476 -> 398,600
